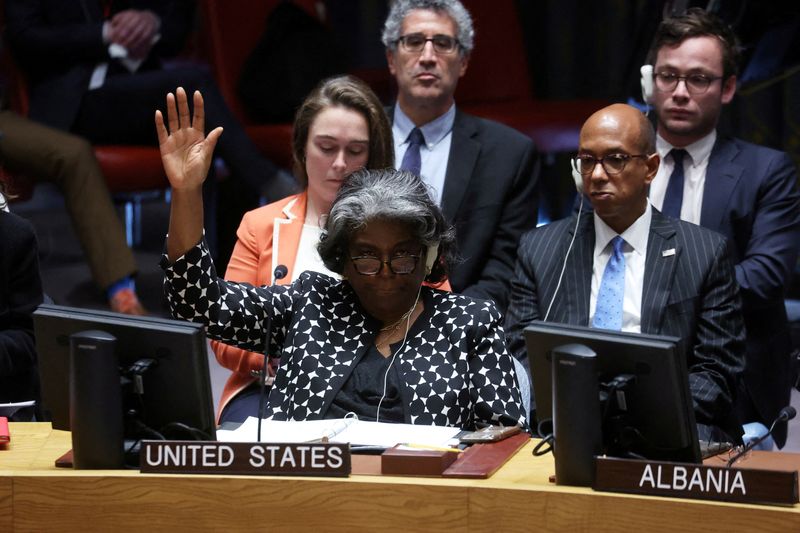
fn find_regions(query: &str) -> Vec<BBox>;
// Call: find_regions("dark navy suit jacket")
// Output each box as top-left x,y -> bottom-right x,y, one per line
0,210 -> 44,414
4,0 -> 192,131
390,107 -> 540,312
699,137 -> 800,446
505,208 -> 746,435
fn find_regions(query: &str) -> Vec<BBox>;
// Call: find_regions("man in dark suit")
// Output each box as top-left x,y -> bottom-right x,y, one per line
0,197 -> 44,420
3,0 -> 298,262
381,0 -> 539,312
505,103 -> 745,437
645,9 -> 800,447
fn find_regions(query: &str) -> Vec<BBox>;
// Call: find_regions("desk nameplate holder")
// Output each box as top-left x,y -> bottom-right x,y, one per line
594,456 -> 799,506
140,440 -> 351,477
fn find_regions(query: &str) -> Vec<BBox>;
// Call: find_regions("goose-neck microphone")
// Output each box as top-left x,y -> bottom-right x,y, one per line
256,265 -> 288,442
726,406 -> 796,467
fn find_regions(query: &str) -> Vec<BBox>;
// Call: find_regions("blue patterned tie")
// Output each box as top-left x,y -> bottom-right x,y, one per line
399,127 -> 425,176
593,236 -> 625,330
661,149 -> 687,218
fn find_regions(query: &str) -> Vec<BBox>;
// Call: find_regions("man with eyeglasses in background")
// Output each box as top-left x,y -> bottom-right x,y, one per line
504,103 -> 746,442
381,0 -> 539,313
646,9 -> 800,449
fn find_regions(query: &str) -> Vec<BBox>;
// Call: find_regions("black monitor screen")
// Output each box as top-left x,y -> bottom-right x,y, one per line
33,304 -> 216,440
524,321 -> 700,463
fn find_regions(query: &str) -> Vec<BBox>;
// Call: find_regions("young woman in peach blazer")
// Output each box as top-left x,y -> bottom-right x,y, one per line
212,76 -> 396,422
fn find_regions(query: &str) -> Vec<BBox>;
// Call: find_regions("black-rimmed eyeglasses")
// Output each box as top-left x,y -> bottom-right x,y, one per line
396,33 -> 460,54
654,71 -> 723,94
574,154 -> 649,176
350,254 -> 422,276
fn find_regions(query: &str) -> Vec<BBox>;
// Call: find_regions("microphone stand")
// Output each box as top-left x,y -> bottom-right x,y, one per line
256,314 -> 272,443
727,406 -> 797,467
255,265 -> 288,443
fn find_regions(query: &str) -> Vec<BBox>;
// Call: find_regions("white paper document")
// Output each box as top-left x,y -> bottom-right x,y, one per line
217,417 -> 461,448
0,400 -> 36,417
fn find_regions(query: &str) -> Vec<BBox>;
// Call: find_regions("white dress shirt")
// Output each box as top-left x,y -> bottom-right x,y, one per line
649,131 -> 716,225
392,103 -> 455,206
590,203 -> 652,332
293,223 -> 339,282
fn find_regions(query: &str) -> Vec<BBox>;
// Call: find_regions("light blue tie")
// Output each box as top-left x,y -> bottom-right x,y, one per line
593,236 -> 625,330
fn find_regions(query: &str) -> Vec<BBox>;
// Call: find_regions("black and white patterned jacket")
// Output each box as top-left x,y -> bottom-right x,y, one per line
162,241 -> 526,430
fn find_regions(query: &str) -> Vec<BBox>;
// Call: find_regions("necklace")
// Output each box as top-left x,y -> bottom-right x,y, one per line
380,300 -> 418,332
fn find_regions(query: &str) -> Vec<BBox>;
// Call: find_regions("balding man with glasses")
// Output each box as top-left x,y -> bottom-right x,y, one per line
381,0 -> 540,313
646,9 -> 800,449
504,103 -> 746,442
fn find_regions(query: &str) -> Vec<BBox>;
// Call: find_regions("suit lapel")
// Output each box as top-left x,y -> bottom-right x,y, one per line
700,138 -> 743,231
559,211 -> 593,325
641,210 -> 679,333
441,111 -> 480,220
272,194 -> 306,284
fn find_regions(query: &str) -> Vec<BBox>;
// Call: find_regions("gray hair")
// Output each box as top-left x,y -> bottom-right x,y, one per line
381,0 -> 475,55
318,168 -> 456,283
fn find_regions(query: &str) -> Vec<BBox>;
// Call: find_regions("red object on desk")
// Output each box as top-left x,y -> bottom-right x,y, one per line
0,416 -> 9,446
443,432 -> 530,478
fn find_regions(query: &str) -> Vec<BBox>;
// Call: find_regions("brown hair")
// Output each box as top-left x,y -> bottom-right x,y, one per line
291,75 -> 394,188
647,8 -> 741,80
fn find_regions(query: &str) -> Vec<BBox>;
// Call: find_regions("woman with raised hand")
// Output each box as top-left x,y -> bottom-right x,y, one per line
158,88 -> 525,429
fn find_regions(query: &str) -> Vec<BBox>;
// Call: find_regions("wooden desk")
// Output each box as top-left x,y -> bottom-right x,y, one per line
1,423 -> 798,532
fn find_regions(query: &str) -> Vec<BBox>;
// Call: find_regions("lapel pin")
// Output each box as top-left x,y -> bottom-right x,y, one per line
662,248 -> 676,257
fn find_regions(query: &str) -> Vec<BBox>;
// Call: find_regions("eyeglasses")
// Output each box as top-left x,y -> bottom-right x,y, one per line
654,71 -> 723,94
350,253 -> 422,275
574,154 -> 649,176
396,33 -> 460,54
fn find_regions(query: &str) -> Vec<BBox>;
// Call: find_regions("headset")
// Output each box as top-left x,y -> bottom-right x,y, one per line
640,64 -> 655,105
570,157 -> 584,194
424,242 -> 439,275
374,242 -> 437,421
542,161 -> 585,321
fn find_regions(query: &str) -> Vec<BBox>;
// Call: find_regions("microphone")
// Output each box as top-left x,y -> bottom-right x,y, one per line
727,406 -> 796,467
256,264 -> 289,442
274,264 -> 288,281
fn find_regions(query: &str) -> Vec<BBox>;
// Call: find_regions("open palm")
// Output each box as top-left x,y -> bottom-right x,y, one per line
155,87 -> 223,191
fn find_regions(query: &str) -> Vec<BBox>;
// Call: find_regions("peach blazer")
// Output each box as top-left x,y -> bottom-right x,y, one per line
211,193 -> 307,420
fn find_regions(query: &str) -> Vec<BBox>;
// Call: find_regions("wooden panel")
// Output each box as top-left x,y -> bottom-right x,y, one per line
13,476 -> 467,532
468,487 -> 800,532
6,424 -> 800,532
0,476 -> 11,532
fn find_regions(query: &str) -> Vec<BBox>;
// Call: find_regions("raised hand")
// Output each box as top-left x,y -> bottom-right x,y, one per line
155,87 -> 223,192
157,88 -> 222,261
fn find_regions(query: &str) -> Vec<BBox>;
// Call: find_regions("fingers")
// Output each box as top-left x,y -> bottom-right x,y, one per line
160,87 -> 208,135
154,109 -> 168,147
176,87 -> 191,130
205,127 -> 224,153
192,90 -> 205,134
109,10 -> 158,50
166,91 -> 179,134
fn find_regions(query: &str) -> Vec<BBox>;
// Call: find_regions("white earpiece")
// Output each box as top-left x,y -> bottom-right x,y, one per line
424,242 -> 439,275
640,64 -> 654,104
570,158 -> 583,193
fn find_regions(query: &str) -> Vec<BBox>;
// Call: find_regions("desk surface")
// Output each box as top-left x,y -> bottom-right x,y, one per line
1,423 -> 799,532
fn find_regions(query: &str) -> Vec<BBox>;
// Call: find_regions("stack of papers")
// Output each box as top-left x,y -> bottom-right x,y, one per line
0,401 -> 35,418
217,417 -> 461,448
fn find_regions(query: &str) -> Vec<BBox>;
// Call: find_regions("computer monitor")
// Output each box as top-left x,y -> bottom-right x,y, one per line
33,304 -> 216,441
524,321 -> 700,463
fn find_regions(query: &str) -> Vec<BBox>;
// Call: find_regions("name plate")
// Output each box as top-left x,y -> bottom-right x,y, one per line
140,440 -> 351,477
594,456 -> 798,506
